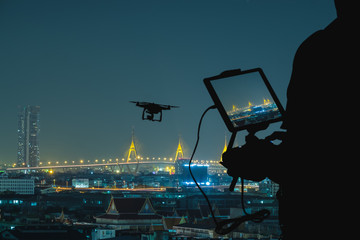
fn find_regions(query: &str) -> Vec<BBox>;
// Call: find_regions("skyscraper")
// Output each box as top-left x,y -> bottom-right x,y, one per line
17,105 -> 40,167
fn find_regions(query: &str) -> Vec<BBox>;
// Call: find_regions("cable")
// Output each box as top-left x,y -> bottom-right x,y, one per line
189,105 -> 270,235
188,105 -> 218,224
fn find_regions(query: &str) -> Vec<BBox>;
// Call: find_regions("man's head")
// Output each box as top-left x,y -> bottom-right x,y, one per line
334,0 -> 357,19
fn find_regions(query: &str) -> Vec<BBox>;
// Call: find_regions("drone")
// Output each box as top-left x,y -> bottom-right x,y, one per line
130,101 -> 179,122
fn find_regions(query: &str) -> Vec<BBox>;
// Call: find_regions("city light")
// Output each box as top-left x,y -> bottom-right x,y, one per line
227,99 -> 281,128
3,143 -> 279,239
1,2 -> 291,238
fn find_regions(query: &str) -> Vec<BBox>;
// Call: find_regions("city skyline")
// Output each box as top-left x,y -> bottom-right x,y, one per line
0,1 -> 336,165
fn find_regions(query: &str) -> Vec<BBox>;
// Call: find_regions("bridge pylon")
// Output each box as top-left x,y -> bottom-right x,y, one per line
220,135 -> 227,162
175,139 -> 184,161
127,137 -> 138,163
126,130 -> 140,175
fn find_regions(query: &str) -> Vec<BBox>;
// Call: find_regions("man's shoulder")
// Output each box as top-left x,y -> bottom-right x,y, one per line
296,30 -> 325,56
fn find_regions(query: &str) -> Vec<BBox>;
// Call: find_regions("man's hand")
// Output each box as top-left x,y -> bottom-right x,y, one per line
265,131 -> 287,141
221,137 -> 275,182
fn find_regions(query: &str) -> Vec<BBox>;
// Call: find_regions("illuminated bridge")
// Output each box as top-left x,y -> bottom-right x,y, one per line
6,160 -> 176,174
6,135 -> 186,175
5,133 -> 226,175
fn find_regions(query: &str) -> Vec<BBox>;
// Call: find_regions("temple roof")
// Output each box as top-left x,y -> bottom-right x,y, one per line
106,197 -> 156,215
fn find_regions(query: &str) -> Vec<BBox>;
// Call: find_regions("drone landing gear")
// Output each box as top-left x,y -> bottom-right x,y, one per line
142,109 -> 162,122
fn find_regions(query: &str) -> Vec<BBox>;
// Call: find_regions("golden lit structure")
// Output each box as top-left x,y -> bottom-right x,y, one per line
174,139 -> 184,161
227,98 -> 274,116
127,137 -> 138,163
220,136 -> 227,162
263,98 -> 271,104
7,130 -> 183,176
126,131 -> 139,175
232,105 -> 237,112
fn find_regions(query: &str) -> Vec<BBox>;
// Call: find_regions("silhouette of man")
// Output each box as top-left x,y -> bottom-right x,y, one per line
223,1 -> 358,239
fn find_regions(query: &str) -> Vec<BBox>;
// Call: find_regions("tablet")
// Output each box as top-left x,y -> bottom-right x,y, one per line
204,68 -> 285,133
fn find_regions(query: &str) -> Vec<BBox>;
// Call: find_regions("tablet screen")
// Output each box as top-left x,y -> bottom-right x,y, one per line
205,69 -> 284,131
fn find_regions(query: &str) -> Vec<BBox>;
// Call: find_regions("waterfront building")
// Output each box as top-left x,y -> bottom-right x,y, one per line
91,228 -> 115,240
72,178 -> 89,188
17,105 -> 40,168
0,178 -> 34,195
0,225 -> 87,240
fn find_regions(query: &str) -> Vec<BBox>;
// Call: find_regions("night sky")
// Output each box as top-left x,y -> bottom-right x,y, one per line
0,0 -> 336,165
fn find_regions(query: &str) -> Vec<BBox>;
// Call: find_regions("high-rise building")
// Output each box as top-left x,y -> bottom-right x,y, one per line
17,105 -> 40,167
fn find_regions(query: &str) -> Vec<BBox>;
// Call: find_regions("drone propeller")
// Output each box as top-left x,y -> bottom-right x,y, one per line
168,105 -> 179,108
130,101 -> 149,107
130,101 -> 179,108
158,104 -> 179,110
